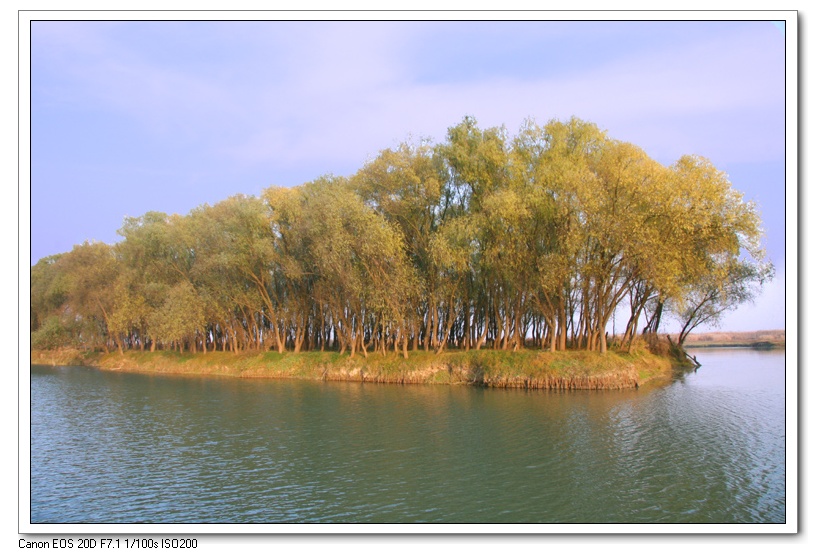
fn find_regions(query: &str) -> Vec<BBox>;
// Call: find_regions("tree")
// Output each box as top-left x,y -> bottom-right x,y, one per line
30,254 -> 68,333
663,155 -> 772,347
148,282 -> 206,352
115,212 -> 186,351
434,117 -> 512,352
30,116 -> 774,360
57,241 -> 121,352
672,258 -> 773,346
108,277 -> 151,353
203,194 -> 285,352
276,176 -> 417,358
350,141 -> 444,352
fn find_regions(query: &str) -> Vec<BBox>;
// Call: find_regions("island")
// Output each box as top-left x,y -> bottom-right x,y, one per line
30,116 -> 773,391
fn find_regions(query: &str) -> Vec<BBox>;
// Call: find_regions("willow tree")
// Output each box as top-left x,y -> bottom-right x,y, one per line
148,281 -> 206,352
673,258 -> 771,346
509,118 -> 580,351
115,211 -> 191,351
350,141 -> 444,351
429,213 -> 479,352
274,176 -> 417,358
663,155 -> 773,347
30,254 -> 67,333
30,254 -> 75,349
186,200 -> 266,352
530,117 -> 606,351
479,186 -> 539,350
31,115 -> 773,358
577,139 -> 675,353
435,117 -> 511,352
55,241 -> 121,352
194,194 -> 286,352
108,276 -> 151,353
265,185 -> 322,353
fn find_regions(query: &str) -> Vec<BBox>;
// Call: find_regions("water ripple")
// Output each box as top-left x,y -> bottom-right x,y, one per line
30,352 -> 786,524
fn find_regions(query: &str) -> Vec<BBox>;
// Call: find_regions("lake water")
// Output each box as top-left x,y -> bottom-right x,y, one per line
28,348 -> 787,525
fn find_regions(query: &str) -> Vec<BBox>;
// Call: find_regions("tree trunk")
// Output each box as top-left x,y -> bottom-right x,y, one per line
402,331 -> 409,359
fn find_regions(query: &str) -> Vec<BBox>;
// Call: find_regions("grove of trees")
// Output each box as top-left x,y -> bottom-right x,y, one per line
30,116 -> 773,358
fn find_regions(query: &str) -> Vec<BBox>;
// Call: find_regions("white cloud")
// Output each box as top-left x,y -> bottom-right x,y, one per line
33,21 -> 784,174
217,23 -> 783,171
31,20 -> 787,276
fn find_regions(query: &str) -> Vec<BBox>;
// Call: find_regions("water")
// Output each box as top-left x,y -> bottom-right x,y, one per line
29,348 -> 786,524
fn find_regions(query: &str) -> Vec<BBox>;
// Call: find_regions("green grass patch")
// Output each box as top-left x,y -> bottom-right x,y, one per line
31,346 -> 674,390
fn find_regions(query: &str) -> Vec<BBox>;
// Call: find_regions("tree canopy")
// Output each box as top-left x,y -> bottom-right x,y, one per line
31,116 -> 772,357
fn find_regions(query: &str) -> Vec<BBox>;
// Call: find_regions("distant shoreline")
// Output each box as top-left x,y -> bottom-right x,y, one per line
685,342 -> 784,350
675,330 -> 785,350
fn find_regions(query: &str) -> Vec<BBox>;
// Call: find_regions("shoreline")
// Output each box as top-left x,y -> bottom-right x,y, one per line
30,348 -> 676,390
678,330 -> 785,350
684,342 -> 784,350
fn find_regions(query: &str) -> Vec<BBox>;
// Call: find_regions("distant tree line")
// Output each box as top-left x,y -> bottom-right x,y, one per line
30,116 -> 772,357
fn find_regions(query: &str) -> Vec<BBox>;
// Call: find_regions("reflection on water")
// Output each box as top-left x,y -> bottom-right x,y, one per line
30,348 -> 786,523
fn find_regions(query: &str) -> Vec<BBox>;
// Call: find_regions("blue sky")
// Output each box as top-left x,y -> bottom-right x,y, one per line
28,18 -> 789,333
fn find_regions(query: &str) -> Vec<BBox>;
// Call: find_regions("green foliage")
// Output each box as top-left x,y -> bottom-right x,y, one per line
149,282 -> 206,347
30,115 -> 772,359
31,316 -> 78,350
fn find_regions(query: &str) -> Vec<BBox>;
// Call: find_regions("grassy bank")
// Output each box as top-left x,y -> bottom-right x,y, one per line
30,347 -> 673,390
